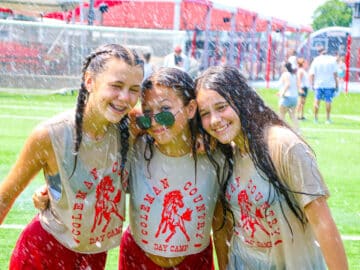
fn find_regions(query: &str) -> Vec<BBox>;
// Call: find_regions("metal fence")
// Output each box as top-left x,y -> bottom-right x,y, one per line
0,19 -> 186,90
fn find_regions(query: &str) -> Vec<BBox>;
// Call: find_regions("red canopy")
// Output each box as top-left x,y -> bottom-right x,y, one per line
42,0 -> 312,33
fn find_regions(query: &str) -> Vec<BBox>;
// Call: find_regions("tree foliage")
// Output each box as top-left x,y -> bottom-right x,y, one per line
312,0 -> 352,30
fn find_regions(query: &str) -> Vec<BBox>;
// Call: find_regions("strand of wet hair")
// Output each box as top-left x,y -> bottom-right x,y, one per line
144,134 -> 154,177
68,49 -> 113,180
117,116 -> 130,187
200,126 -> 234,231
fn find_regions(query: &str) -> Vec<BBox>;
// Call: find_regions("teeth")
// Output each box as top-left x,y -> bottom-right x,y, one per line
111,104 -> 126,111
214,124 -> 228,132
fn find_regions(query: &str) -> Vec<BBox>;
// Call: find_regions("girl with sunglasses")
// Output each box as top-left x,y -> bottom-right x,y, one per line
195,65 -> 348,270
119,67 -> 225,270
0,44 -> 144,269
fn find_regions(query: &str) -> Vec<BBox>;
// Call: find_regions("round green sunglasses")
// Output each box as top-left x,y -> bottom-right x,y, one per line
136,111 -> 177,130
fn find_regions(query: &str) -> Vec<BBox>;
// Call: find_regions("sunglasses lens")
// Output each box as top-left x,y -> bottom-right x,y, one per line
136,116 -> 151,130
155,111 -> 175,127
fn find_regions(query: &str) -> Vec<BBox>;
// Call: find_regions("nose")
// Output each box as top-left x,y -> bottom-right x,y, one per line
210,112 -> 220,126
117,88 -> 130,102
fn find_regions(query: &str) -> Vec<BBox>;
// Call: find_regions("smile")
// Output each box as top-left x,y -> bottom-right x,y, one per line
213,123 -> 229,133
110,103 -> 128,113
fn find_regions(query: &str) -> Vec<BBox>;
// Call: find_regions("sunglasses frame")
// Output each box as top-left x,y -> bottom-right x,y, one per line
136,110 -> 176,130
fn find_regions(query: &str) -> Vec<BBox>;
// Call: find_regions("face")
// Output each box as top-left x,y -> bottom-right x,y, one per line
141,85 -> 196,146
197,88 -> 241,144
86,57 -> 143,124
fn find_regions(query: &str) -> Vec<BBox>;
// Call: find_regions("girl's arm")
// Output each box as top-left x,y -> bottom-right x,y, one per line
304,197 -> 348,270
212,200 -> 233,270
297,70 -> 304,93
0,126 -> 50,224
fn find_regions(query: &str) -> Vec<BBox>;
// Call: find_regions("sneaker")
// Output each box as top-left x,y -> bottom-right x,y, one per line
314,119 -> 319,124
325,119 -> 332,124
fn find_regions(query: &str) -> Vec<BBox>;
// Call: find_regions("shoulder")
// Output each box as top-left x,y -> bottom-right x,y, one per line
24,122 -> 53,164
265,125 -> 300,151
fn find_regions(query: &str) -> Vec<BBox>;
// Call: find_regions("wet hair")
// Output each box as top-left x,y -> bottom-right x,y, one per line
141,67 -> 198,177
70,43 -> 144,181
285,62 -> 295,74
143,52 -> 151,62
195,65 -> 313,231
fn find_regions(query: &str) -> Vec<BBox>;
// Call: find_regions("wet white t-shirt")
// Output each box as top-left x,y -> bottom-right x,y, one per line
40,110 -> 127,253
129,136 -> 223,257
226,126 -> 329,269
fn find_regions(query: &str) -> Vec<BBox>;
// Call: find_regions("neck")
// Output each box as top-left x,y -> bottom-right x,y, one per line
82,107 -> 110,141
156,129 -> 192,157
233,131 -> 248,155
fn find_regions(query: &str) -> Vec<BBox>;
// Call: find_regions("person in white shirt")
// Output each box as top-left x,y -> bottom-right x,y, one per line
309,46 -> 338,124
163,45 -> 190,72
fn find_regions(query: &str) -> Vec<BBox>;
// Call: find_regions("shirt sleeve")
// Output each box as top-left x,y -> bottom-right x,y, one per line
277,142 -> 330,208
266,126 -> 329,208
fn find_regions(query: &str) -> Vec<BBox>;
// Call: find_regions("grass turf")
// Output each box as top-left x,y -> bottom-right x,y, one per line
0,89 -> 359,269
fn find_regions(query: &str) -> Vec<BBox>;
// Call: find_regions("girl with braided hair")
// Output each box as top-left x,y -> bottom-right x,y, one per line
195,65 -> 348,270
0,43 -> 144,269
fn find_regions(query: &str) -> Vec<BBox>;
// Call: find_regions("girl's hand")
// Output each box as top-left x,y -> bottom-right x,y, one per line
32,185 -> 49,211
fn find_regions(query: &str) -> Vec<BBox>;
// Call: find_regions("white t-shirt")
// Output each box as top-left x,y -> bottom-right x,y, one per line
128,136 -> 223,257
309,54 -> 337,89
40,110 -> 127,253
226,126 -> 329,269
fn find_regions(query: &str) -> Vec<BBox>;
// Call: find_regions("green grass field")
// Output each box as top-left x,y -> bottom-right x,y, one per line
0,89 -> 359,269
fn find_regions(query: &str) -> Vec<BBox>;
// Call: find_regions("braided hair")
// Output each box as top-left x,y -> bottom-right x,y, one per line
70,44 -> 144,181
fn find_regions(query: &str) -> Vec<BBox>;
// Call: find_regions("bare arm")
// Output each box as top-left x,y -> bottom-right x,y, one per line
333,72 -> 338,89
309,74 -> 315,89
212,200 -> 233,270
0,126 -> 51,224
304,197 -> 348,270
297,70 -> 303,93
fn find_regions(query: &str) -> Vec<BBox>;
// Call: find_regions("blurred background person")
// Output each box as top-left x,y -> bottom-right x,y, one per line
296,58 -> 310,120
143,52 -> 155,81
336,54 -> 346,95
163,45 -> 189,72
309,46 -> 338,124
278,62 -> 299,132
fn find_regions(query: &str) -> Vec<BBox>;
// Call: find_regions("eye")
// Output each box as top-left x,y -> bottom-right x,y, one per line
216,103 -> 228,112
160,106 -> 171,112
130,86 -> 140,93
111,83 -> 123,90
199,110 -> 210,117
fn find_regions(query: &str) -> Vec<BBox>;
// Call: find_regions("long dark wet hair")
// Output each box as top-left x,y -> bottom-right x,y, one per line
141,67 -> 198,177
195,65 -> 314,232
70,44 -> 144,181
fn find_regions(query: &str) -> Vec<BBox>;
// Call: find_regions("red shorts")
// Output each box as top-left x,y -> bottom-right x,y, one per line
9,215 -> 107,270
119,227 -> 214,270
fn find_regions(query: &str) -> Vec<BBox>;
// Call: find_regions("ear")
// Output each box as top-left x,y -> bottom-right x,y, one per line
84,71 -> 94,93
185,99 -> 197,119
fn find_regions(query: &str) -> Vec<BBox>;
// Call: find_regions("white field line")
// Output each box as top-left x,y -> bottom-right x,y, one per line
0,114 -> 47,120
0,104 -> 69,112
302,128 -> 360,134
0,224 -> 359,241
